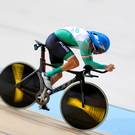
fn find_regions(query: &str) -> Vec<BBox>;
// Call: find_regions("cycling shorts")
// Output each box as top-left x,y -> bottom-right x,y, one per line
45,33 -> 74,67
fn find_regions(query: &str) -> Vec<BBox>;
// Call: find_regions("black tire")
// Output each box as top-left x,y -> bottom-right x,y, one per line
0,62 -> 40,108
61,82 -> 108,130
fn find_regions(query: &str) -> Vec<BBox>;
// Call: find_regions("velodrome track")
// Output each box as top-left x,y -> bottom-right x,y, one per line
0,100 -> 108,135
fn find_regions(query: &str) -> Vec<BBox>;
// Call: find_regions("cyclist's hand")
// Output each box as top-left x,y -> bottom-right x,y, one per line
105,64 -> 115,72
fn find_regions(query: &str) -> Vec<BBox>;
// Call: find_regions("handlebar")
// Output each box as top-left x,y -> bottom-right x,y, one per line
83,65 -> 107,78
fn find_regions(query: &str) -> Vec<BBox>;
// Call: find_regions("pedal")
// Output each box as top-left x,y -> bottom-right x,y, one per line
40,104 -> 50,111
37,94 -> 50,111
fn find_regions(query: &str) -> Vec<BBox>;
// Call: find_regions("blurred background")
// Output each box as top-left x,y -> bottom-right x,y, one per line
0,0 -> 135,134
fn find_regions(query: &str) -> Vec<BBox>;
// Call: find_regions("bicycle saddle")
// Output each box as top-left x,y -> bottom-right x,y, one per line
35,40 -> 45,46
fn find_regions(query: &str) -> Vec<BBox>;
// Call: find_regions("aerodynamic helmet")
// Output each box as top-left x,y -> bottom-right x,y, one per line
87,31 -> 110,54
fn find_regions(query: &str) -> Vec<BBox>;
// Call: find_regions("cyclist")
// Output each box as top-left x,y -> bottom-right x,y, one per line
38,26 -> 115,110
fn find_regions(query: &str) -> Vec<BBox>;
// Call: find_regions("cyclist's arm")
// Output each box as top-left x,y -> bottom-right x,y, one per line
79,39 -> 106,69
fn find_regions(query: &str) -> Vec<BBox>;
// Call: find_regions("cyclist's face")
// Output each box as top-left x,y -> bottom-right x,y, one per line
89,41 -> 105,54
93,46 -> 105,54
93,41 -> 106,54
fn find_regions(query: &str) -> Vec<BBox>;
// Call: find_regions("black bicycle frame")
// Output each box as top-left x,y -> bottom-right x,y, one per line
15,43 -> 86,107
16,64 -> 86,106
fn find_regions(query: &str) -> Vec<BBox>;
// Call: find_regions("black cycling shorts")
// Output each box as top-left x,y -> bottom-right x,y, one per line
45,33 -> 74,67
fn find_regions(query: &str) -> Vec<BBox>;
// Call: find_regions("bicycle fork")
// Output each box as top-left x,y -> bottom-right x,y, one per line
80,79 -> 85,108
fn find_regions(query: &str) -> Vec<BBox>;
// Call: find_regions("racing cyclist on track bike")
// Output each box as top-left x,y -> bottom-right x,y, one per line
37,26 -> 115,110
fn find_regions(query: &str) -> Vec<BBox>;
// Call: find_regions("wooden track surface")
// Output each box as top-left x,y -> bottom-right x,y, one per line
0,100 -> 108,135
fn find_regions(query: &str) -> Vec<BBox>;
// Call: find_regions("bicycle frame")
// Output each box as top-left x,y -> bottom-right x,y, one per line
15,41 -> 87,107
16,66 -> 87,107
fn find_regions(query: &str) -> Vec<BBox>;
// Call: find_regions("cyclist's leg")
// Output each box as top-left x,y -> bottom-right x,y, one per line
48,54 -> 63,85
61,54 -> 79,71
51,72 -> 63,85
49,53 -> 80,85
45,33 -> 79,78
55,41 -> 79,72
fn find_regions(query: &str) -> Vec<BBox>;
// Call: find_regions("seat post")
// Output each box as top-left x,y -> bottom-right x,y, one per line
39,45 -> 46,72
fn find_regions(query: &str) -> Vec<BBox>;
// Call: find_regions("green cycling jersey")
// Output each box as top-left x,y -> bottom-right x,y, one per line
54,26 -> 106,69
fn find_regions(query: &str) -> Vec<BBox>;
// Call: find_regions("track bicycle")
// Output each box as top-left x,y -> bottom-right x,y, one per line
0,40 -> 108,130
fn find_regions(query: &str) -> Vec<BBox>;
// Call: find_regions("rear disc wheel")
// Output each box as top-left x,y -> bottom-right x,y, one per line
0,62 -> 40,108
